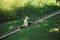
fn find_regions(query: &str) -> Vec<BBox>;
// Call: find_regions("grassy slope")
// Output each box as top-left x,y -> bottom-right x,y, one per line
0,1 -> 60,35
3,14 -> 60,40
0,9 -> 60,35
0,20 -> 23,35
0,0 -> 60,35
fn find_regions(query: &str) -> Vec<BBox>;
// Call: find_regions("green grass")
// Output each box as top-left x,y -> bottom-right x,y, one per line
3,14 -> 60,40
0,0 -> 60,39
0,9 -> 60,35
0,20 -> 23,35
0,0 -> 60,23
0,4 -> 60,35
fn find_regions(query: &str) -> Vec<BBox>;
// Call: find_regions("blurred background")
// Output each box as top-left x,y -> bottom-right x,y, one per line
0,0 -> 60,23
0,0 -> 60,40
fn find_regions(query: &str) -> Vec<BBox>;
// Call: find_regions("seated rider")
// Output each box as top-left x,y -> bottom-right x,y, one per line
20,16 -> 33,29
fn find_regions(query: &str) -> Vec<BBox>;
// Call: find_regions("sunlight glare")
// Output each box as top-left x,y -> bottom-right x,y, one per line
49,28 -> 59,32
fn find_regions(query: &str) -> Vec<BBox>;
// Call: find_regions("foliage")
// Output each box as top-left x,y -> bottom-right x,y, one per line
0,0 -> 60,23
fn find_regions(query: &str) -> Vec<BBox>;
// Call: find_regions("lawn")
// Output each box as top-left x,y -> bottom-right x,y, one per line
0,0 -> 60,35
3,13 -> 60,40
0,0 -> 60,40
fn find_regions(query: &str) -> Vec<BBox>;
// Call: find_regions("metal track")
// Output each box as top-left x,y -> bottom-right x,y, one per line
0,11 -> 60,39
